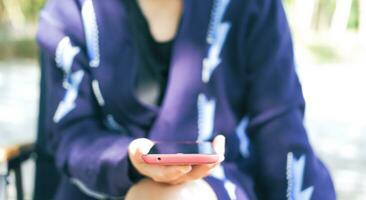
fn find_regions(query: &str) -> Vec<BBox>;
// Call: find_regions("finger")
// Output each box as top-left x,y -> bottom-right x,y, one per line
212,134 -> 226,162
170,137 -> 226,184
153,165 -> 192,183
169,163 -> 218,184
189,163 -> 218,178
128,138 -> 154,164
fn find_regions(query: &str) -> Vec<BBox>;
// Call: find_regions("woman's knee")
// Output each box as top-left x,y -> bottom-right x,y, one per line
125,178 -> 217,200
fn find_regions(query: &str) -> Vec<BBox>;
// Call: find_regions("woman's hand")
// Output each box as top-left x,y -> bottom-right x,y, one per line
169,135 -> 225,185
128,138 -> 192,183
128,135 -> 225,185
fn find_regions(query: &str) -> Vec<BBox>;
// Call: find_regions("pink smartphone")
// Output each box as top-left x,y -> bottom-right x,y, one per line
142,142 -> 219,165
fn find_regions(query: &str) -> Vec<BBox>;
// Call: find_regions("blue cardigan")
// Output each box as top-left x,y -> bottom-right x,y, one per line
37,0 -> 336,199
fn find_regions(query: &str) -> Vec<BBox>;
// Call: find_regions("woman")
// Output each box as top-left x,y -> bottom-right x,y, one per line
36,0 -> 336,199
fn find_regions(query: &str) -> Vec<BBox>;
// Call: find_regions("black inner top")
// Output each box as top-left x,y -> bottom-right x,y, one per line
124,0 -> 174,106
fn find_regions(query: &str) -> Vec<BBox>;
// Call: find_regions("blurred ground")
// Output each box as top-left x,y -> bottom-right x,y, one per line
0,31 -> 365,199
295,33 -> 366,199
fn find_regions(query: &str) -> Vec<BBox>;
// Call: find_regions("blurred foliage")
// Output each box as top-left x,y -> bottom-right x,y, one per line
22,0 -> 46,22
0,38 -> 37,60
0,0 -> 44,60
0,0 -> 45,23
0,0 -> 361,29
307,43 -> 340,63
284,0 -> 360,30
0,0 -> 363,61
314,0 -> 337,30
348,0 -> 359,29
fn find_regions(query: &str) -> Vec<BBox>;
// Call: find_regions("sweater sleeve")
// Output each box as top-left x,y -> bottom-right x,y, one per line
36,0 -> 140,198
241,0 -> 336,199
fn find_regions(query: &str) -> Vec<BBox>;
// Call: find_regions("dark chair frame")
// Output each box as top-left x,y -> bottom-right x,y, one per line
0,143 -> 34,200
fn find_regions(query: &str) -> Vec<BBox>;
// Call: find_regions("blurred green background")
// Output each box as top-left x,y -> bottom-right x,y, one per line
0,0 -> 365,199
1,0 -> 365,61
0,0 -> 44,60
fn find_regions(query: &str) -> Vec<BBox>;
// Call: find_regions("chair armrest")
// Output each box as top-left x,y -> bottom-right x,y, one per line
0,143 -> 35,165
0,143 -> 34,200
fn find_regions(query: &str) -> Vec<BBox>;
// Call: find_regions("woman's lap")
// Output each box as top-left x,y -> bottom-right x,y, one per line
125,163 -> 254,200
54,163 -> 255,200
125,178 -> 217,200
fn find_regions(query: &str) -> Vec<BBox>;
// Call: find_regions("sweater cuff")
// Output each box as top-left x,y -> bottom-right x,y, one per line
127,156 -> 145,183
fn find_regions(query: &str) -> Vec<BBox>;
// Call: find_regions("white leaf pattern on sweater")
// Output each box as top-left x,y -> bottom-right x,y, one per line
197,93 -> 216,141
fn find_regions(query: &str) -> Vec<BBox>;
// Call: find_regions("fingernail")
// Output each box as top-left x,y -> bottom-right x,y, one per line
181,165 -> 192,173
140,145 -> 150,154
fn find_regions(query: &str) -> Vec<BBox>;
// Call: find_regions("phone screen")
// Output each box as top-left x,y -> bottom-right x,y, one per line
148,142 -> 215,155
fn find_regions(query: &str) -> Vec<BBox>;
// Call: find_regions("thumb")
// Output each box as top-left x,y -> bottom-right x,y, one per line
129,138 -> 155,162
212,134 -> 226,162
